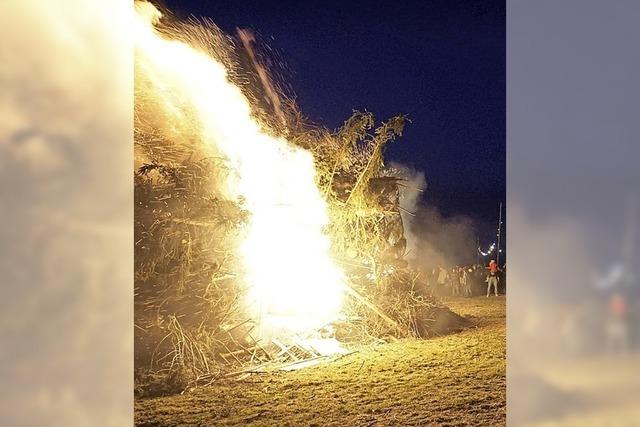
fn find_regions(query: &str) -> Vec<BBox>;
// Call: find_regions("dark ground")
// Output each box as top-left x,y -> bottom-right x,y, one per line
135,296 -> 506,426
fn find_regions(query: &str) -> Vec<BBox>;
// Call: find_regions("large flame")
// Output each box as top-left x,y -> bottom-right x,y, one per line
134,3 -> 345,337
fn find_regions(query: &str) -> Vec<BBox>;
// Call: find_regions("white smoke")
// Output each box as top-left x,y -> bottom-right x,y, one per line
389,162 -> 477,269
389,161 -> 427,260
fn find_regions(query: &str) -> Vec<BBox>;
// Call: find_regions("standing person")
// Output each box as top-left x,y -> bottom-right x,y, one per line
450,267 -> 460,296
461,267 -> 472,297
486,260 -> 500,297
606,292 -> 629,354
472,264 -> 483,295
436,266 -> 448,295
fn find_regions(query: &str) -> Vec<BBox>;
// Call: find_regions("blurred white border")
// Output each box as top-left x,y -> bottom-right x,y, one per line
508,0 -> 640,425
0,1 -> 133,425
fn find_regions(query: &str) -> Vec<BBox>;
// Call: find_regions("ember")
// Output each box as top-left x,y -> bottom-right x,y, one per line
134,2 -> 345,338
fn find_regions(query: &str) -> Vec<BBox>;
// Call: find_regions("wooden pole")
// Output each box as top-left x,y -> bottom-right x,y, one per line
343,285 -> 399,330
496,202 -> 503,266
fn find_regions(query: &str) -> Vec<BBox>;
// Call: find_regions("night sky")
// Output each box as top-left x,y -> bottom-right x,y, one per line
161,0 -> 505,241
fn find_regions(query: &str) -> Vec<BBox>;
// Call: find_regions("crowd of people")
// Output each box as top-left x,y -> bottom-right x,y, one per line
425,260 -> 506,297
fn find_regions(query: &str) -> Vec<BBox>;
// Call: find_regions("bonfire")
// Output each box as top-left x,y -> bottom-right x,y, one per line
133,1 -> 466,397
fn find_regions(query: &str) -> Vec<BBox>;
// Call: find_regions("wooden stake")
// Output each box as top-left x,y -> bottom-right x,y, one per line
343,284 -> 399,330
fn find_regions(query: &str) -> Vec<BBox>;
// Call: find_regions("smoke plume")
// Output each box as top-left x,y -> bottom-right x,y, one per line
390,162 -> 478,270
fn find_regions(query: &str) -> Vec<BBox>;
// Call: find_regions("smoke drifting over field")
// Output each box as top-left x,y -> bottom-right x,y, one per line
392,162 -> 478,269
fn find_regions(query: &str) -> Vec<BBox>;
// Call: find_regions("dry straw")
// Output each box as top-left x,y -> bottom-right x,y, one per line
134,17 -> 465,397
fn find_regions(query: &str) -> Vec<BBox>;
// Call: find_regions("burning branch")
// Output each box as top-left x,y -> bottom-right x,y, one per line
133,2 -> 466,397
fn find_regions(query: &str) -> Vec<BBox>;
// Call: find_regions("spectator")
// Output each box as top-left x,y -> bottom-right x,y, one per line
461,267 -> 472,297
486,260 -> 500,297
473,264 -> 484,295
606,292 -> 629,354
450,267 -> 460,296
436,266 -> 448,295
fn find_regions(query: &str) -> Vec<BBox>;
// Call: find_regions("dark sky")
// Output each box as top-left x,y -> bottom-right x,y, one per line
162,0 -> 505,241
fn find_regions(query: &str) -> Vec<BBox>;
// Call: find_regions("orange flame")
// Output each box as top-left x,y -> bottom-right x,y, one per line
134,2 -> 345,338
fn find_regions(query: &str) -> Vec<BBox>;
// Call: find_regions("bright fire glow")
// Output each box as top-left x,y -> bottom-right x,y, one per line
134,3 -> 345,337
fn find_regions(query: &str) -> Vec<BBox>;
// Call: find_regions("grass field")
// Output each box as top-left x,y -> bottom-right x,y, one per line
135,296 -> 506,426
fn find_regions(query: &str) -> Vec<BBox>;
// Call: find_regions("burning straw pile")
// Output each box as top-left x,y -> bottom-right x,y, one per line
134,2 -> 467,397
